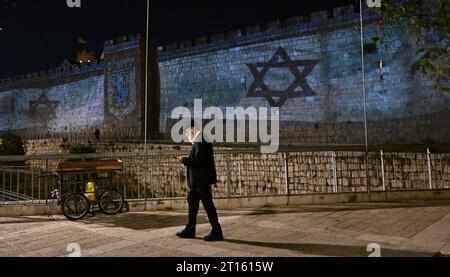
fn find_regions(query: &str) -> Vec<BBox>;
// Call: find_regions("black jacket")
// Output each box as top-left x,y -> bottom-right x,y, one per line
182,140 -> 217,189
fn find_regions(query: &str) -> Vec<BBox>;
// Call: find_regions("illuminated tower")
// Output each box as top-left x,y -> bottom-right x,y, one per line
76,36 -> 95,64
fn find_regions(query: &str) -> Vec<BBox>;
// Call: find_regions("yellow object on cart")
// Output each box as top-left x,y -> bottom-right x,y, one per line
85,181 -> 96,201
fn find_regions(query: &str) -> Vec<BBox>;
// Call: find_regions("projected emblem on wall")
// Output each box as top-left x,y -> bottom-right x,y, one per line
246,47 -> 318,107
28,89 -> 60,122
107,58 -> 137,120
0,76 -> 104,132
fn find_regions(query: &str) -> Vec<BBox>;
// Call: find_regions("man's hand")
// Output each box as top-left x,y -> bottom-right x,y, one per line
176,156 -> 184,163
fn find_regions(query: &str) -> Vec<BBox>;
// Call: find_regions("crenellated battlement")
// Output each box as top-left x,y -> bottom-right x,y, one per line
103,33 -> 142,55
0,4 -> 377,88
0,60 -> 104,90
1,3 -> 448,147
104,33 -> 142,47
157,4 -> 378,60
0,33 -> 145,89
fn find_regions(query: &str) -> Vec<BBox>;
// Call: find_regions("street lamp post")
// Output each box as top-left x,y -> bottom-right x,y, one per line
144,0 -> 150,209
359,0 -> 370,199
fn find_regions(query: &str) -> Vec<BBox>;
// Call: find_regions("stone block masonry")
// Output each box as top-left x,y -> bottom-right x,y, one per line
158,4 -> 449,144
0,34 -> 160,140
0,4 -> 448,145
117,150 -> 450,199
22,139 -> 450,199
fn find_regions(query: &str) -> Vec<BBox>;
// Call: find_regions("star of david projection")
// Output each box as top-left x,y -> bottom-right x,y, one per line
28,89 -> 59,121
246,47 -> 318,107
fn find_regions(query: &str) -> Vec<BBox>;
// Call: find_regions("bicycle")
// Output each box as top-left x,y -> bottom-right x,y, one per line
61,179 -> 124,221
39,159 -> 126,221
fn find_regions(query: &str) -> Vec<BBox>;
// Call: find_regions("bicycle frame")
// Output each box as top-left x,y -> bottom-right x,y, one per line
39,159 -> 125,220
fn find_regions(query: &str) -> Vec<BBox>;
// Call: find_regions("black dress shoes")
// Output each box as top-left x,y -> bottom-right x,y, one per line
203,229 -> 224,241
176,228 -> 195,239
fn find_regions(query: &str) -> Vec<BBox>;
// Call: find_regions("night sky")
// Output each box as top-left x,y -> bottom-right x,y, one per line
0,0 -> 355,78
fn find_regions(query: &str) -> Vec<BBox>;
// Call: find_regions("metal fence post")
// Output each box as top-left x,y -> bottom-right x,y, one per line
427,148 -> 432,190
144,147 -> 148,210
137,162 -> 141,199
225,154 -> 232,198
332,152 -> 338,193
365,151 -> 371,200
131,157 -> 135,199
45,175 -> 48,204
238,160 -> 242,197
171,160 -> 175,198
283,153 -> 290,196
148,160 -> 152,200
24,168 -> 27,200
2,170 -> 5,202
380,150 -> 386,191
31,167 -> 34,203
123,161 -> 127,201
8,170 -> 11,205
38,172 -> 41,202
16,168 -> 19,198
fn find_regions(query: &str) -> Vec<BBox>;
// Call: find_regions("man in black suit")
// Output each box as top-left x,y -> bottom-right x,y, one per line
176,124 -> 224,242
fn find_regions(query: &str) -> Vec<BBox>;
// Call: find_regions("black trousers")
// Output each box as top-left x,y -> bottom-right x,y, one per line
187,186 -> 221,230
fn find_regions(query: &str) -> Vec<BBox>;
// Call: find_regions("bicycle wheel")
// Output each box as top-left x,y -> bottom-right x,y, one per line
98,190 -> 124,215
61,194 -> 89,220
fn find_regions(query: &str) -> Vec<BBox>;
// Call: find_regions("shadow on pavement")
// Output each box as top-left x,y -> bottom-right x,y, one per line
245,200 -> 450,215
224,239 -> 434,257
0,217 -> 67,224
79,212 -> 209,230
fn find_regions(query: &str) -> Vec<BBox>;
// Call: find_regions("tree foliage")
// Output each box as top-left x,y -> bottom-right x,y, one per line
375,0 -> 450,92
0,132 -> 25,156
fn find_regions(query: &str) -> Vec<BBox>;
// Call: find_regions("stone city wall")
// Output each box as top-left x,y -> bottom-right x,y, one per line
158,5 -> 450,144
1,4 -> 448,145
0,34 -> 159,140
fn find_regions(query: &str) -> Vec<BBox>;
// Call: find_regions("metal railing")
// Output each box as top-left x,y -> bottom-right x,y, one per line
0,148 -> 449,206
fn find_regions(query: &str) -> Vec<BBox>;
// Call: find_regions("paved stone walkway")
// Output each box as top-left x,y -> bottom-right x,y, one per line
1,201 -> 450,257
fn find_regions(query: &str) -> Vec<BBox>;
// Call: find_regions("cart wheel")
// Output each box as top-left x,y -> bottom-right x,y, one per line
61,194 -> 89,220
98,190 -> 124,215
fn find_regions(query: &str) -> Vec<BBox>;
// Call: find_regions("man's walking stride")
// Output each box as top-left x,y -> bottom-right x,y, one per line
176,124 -> 224,242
